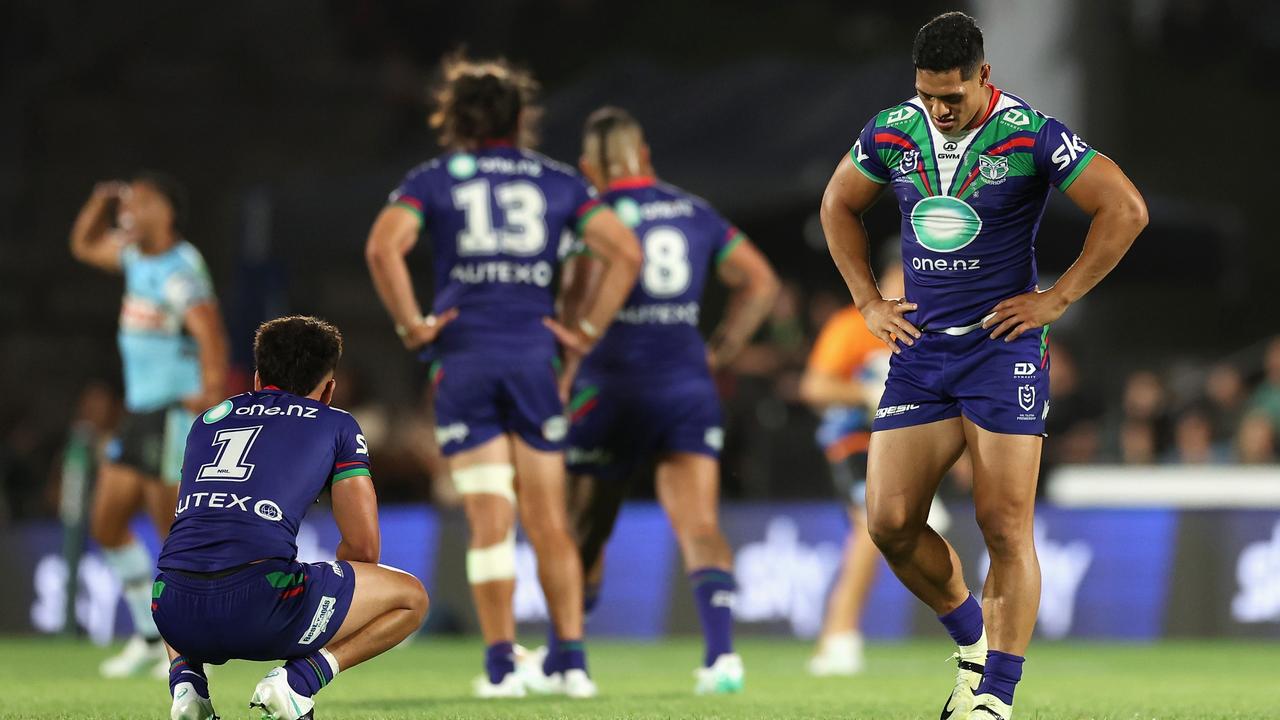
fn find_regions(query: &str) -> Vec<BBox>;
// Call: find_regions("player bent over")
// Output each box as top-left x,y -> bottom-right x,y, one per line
821,12 -> 1145,719
551,107 -> 779,694
152,316 -> 428,720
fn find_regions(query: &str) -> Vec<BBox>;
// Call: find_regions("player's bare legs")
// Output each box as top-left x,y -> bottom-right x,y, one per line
654,453 -> 742,692
323,562 -> 429,667
963,421 -> 1041,654
865,419 -> 969,613
450,437 -> 518,644
92,463 -> 168,678
512,439 -> 584,643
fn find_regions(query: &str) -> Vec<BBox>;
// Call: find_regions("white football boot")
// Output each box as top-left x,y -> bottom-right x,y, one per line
169,681 -> 218,720
969,693 -> 1013,719
516,646 -> 597,698
248,667 -> 314,720
695,653 -> 745,695
472,671 -> 527,699
939,650 -> 985,720
99,635 -> 166,678
807,632 -> 865,676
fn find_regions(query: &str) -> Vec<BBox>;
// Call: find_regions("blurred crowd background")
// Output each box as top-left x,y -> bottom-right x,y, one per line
2,0 -> 1279,520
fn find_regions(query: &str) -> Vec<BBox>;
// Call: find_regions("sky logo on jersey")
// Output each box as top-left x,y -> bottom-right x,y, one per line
910,196 -> 982,253
202,400 -> 232,424
447,153 -> 478,180
1051,132 -> 1089,171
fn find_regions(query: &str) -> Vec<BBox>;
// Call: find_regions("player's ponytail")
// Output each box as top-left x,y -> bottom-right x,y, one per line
430,53 -> 540,150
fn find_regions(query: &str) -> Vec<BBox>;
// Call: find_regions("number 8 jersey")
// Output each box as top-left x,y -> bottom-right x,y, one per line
388,142 -> 603,357
158,389 -> 370,573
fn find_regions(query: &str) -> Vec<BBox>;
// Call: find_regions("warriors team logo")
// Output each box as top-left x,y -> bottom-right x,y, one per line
979,155 -> 1009,183
899,150 -> 920,174
909,196 -> 982,253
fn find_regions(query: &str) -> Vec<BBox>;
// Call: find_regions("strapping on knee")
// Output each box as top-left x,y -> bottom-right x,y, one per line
451,464 -> 516,504
466,531 -> 516,584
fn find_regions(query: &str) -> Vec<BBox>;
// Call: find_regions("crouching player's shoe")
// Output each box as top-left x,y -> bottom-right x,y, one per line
170,682 -> 218,720
969,693 -> 1013,719
695,653 -> 744,695
249,668 -> 315,720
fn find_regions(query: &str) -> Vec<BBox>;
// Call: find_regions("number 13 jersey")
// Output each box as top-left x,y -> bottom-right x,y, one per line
389,142 -> 603,356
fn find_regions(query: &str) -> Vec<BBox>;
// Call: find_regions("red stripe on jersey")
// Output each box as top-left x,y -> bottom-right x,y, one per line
575,198 -> 602,218
874,132 -> 915,150
479,138 -> 515,148
917,163 -> 933,196
987,136 -> 1035,156
956,166 -> 983,197
335,461 -> 366,469
396,196 -> 423,211
607,176 -> 657,191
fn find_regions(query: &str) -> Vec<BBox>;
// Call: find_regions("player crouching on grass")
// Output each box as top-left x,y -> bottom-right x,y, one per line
151,316 -> 428,720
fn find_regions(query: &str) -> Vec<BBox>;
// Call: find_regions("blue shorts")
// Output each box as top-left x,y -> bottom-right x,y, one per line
873,327 -> 1050,436
152,559 -> 355,664
431,352 -> 566,456
566,373 -> 723,480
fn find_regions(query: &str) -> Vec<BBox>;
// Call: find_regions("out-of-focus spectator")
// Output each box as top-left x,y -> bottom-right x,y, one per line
1165,405 -> 1230,465
1236,412 -> 1276,464
1204,363 -> 1247,443
1248,337 -> 1280,430
1119,419 -> 1158,464
1043,343 -> 1103,466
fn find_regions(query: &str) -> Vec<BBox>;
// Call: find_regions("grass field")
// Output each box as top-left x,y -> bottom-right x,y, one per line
0,636 -> 1276,719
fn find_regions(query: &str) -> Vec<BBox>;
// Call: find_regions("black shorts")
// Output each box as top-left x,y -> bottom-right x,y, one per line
105,406 -> 193,485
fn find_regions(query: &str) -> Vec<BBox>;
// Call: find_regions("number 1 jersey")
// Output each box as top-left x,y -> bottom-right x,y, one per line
158,389 -> 370,573
389,143 -> 603,356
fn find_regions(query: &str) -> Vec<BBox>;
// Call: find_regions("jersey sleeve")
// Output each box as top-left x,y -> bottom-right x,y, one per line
849,117 -> 890,184
163,250 -> 215,314
1034,117 -> 1098,191
570,177 -> 604,236
329,413 -> 371,487
387,165 -> 431,223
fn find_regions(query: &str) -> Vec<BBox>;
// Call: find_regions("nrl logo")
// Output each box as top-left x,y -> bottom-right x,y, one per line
979,155 -> 1009,184
899,150 -> 920,174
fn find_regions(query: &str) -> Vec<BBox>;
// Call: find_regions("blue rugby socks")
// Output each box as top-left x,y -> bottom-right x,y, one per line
976,650 -> 1024,704
938,593 -> 985,648
484,641 -> 515,684
284,648 -> 339,697
689,567 -> 736,667
168,656 -> 208,698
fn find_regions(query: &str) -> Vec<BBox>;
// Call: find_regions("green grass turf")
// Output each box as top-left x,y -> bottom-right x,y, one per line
0,636 -> 1275,719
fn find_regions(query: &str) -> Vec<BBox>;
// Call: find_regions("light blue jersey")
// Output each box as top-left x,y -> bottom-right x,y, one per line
117,241 -> 214,411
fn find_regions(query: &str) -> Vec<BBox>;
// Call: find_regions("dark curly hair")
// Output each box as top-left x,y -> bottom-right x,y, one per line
912,12 -> 985,78
254,316 -> 343,397
429,53 -> 540,150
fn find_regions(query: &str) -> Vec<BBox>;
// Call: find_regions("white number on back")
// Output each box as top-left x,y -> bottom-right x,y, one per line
452,179 -> 547,256
196,426 -> 262,482
641,226 -> 692,298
